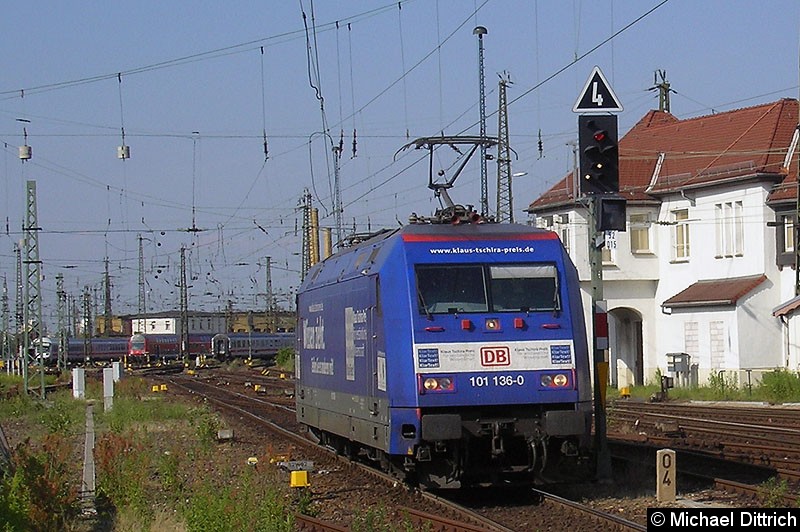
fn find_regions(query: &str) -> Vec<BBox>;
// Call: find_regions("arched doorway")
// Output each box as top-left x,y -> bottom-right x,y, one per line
608,307 -> 644,387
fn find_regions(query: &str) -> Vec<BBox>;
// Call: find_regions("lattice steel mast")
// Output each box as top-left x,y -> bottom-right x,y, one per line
300,190 -> 312,281
22,181 -> 44,398
179,246 -> 189,363
56,274 -> 67,371
1,276 -> 10,373
138,235 -> 146,333
103,258 -> 112,336
496,73 -> 513,223
474,26 -> 489,216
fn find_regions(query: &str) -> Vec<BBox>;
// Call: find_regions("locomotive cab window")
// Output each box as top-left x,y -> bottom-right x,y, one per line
416,265 -> 488,314
489,264 -> 559,312
416,263 -> 559,314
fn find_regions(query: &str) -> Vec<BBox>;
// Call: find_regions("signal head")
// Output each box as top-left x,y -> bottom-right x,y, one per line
578,115 -> 619,195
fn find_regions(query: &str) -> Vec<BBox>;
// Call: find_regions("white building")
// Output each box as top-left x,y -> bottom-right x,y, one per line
527,99 -> 799,388
131,311 -> 227,336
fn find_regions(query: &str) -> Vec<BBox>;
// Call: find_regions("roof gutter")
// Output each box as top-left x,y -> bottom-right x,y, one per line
662,300 -> 734,309
782,125 -> 800,172
644,152 -> 666,194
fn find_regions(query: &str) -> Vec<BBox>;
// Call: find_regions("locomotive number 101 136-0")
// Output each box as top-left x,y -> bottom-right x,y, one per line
470,374 -> 525,387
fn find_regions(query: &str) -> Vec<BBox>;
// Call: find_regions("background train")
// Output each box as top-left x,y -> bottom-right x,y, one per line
129,331 -> 295,364
295,215 -> 593,489
210,332 -> 296,362
34,331 -> 294,366
34,336 -> 130,366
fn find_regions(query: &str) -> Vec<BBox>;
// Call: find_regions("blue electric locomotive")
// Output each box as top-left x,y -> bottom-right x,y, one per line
295,218 -> 593,488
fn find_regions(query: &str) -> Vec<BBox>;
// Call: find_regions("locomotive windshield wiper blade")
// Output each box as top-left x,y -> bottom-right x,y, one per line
416,285 -> 432,320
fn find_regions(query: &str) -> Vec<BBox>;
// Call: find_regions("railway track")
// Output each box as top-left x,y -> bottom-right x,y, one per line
161,369 -> 649,531
609,400 -> 800,473
608,398 -> 800,505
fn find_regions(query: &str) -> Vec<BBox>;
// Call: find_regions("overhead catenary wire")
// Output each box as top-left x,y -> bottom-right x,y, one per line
5,0 -> 787,317
0,1 -> 405,100
397,1 -> 409,139
347,22 -> 358,158
260,47 -> 269,161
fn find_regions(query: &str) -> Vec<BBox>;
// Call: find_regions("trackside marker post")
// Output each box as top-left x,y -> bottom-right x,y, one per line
656,449 -> 676,502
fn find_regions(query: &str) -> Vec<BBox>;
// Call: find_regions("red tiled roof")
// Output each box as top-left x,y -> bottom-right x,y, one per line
774,294 -> 800,317
661,275 -> 767,309
528,99 -> 799,212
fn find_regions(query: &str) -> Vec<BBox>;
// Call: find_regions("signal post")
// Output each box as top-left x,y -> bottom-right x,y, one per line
573,67 -> 625,482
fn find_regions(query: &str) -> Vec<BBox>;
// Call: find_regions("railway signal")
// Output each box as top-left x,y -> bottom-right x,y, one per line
573,66 -> 625,483
596,195 -> 627,232
578,114 -> 619,196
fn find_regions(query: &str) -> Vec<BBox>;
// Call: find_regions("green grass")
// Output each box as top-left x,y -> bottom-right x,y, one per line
608,368 -> 800,404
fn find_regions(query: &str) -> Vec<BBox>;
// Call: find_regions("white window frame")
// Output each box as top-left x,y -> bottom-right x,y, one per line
672,209 -> 690,261
629,213 -> 651,254
555,214 -> 570,254
714,201 -> 743,258
784,214 -> 795,253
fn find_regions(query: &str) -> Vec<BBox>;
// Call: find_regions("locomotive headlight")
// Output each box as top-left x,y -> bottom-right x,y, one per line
420,376 -> 456,393
485,318 -> 501,331
541,373 -> 570,388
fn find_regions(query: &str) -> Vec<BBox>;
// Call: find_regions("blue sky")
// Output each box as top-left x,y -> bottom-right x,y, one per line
1,0 -> 799,326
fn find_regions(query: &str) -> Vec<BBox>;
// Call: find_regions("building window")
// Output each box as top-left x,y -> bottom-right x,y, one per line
629,213 -> 651,254
784,215 -> 795,254
672,209 -> 690,261
555,214 -> 570,253
776,212 -> 795,268
535,215 -> 553,230
534,213 -> 571,253
714,201 -> 743,257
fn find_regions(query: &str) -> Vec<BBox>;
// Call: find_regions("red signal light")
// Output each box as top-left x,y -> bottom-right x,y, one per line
593,131 -> 606,142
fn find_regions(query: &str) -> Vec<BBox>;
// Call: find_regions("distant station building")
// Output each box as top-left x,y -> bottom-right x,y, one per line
127,309 -> 295,336
131,311 -> 226,335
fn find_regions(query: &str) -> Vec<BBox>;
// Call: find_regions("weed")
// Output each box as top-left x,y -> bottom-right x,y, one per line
157,449 -> 185,497
759,477 -> 790,508
294,487 -> 316,517
94,430 -> 154,522
275,347 -> 295,372
40,394 -> 82,436
181,471 -> 293,532
758,369 -> 800,404
350,504 -> 423,532
0,434 -> 80,531
0,392 -> 36,420
189,404 -> 220,450
707,371 -> 739,399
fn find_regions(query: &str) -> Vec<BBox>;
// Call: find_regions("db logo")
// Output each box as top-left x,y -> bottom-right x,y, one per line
480,346 -> 511,366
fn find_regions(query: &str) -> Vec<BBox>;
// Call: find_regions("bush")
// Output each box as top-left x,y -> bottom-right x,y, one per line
181,470 -> 293,532
94,430 -> 153,521
0,434 -> 80,531
275,347 -> 295,372
758,369 -> 800,404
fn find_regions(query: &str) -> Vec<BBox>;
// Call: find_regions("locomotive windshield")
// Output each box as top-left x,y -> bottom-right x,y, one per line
416,263 -> 559,314
130,334 -> 145,350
